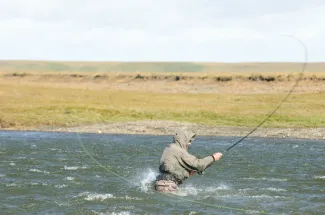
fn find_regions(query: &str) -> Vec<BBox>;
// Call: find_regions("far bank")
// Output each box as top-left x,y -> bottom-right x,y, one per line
2,120 -> 325,140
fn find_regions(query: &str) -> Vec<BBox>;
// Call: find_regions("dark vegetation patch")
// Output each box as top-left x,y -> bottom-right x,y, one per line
93,74 -> 108,79
248,75 -> 276,82
215,76 -> 233,82
4,72 -> 29,77
69,74 -> 85,78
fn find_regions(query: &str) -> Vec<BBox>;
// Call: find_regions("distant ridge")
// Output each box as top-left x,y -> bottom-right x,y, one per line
0,60 -> 324,73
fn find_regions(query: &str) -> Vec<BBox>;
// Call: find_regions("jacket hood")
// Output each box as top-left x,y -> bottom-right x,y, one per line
173,127 -> 196,150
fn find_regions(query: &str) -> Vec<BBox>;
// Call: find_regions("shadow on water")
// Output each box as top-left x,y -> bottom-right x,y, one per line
0,131 -> 324,214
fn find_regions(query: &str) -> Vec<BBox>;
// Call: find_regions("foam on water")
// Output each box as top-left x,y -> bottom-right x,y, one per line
176,183 -> 231,197
6,183 -> 18,187
2,131 -> 324,215
54,200 -> 70,207
207,183 -> 230,191
263,187 -> 287,192
96,212 -> 132,215
84,193 -> 114,201
314,175 -> 325,179
77,192 -> 142,202
30,144 -> 37,149
209,193 -> 287,201
55,184 -> 68,188
242,177 -> 288,182
9,162 -> 16,166
246,195 -> 286,199
64,165 -> 88,170
65,176 -> 75,181
239,187 -> 287,192
28,168 -> 50,174
28,182 -> 49,186
17,156 -> 27,159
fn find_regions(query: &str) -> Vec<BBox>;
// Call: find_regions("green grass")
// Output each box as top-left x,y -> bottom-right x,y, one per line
1,82 -> 324,129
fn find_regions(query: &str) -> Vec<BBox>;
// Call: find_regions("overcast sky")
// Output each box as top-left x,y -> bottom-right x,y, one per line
1,0 -> 324,62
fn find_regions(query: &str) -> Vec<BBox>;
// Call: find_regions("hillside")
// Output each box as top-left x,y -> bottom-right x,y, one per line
1,60 -> 325,73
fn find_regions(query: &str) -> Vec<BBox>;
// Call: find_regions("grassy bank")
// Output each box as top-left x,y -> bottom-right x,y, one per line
1,60 -> 324,130
1,75 -> 324,130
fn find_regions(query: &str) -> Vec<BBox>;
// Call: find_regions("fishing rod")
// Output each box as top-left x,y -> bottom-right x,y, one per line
225,35 -> 308,152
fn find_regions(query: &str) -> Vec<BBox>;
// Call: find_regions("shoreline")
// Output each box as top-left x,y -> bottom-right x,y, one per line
3,120 -> 324,140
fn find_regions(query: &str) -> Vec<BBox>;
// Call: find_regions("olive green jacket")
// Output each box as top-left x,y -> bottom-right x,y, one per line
158,128 -> 215,183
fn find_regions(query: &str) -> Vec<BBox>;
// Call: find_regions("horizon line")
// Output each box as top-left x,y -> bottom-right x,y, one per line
0,59 -> 319,63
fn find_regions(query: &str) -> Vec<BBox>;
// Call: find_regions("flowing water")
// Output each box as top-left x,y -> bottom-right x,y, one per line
0,131 -> 324,215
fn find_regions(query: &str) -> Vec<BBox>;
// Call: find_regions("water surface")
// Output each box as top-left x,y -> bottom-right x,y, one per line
1,131 -> 324,214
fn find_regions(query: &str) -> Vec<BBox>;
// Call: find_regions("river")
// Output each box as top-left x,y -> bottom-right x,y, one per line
1,131 -> 324,214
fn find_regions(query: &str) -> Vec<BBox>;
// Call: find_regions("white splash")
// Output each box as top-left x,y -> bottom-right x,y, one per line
136,168 -> 158,193
9,162 -> 16,166
176,184 -> 199,196
314,176 -> 325,179
28,169 -> 50,174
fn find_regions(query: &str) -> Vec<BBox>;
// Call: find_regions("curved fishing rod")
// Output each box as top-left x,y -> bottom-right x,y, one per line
225,35 -> 308,152
77,132 -> 275,214
76,35 -> 307,215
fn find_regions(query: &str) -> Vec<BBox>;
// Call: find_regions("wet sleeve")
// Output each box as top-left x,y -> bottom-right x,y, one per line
181,152 -> 215,172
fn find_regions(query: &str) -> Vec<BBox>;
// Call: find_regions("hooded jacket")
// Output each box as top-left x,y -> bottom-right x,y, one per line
158,128 -> 215,184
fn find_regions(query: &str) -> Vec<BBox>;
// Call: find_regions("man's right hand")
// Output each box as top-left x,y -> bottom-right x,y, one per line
213,152 -> 223,161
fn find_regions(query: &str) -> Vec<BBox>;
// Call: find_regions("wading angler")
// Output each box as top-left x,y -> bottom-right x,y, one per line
155,127 -> 223,193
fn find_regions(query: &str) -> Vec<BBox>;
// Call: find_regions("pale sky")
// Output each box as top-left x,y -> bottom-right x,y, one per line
1,0 -> 325,62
